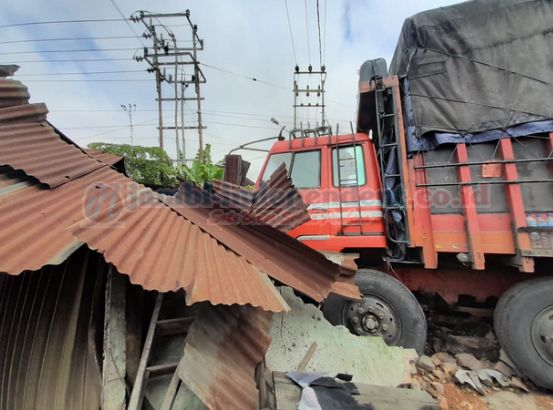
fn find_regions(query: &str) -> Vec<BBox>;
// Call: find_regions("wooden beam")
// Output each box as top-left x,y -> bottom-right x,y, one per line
498,138 -> 534,272
102,267 -> 127,410
456,144 -> 485,270
128,293 -> 163,410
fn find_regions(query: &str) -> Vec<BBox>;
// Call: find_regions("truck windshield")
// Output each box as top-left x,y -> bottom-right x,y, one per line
261,152 -> 292,182
261,150 -> 321,188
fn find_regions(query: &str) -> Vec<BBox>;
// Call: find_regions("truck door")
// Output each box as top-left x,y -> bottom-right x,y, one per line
329,143 -> 382,236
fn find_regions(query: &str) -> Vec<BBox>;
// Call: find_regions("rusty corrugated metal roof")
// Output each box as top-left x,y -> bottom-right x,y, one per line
0,122 -> 104,187
0,79 -> 29,108
212,164 -> 310,232
212,180 -> 255,209
0,102 -> 48,124
85,149 -> 123,166
71,190 -> 289,311
0,165 -> 288,312
168,183 -> 343,302
178,304 -> 272,410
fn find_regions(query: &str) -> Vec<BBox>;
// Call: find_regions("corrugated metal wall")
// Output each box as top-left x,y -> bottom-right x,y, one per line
0,247 -> 103,409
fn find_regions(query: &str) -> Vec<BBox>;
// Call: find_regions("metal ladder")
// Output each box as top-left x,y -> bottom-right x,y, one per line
373,80 -> 409,258
336,122 -> 364,235
128,293 -> 196,410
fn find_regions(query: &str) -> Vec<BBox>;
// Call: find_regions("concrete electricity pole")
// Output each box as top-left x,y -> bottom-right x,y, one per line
132,10 -> 206,162
120,103 -> 136,145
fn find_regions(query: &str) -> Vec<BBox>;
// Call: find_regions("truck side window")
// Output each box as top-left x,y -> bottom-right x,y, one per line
261,152 -> 292,182
290,150 -> 321,188
332,145 -> 366,187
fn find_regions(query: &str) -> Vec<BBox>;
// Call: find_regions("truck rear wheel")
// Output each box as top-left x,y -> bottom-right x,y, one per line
494,276 -> 553,390
323,269 -> 427,354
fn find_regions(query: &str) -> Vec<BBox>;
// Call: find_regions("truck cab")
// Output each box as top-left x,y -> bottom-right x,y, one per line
256,133 -> 387,252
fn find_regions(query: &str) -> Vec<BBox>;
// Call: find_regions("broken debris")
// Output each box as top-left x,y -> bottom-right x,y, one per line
265,287 -> 417,387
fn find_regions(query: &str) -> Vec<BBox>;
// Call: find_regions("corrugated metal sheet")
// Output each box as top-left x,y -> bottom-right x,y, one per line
212,180 -> 255,209
169,183 -> 343,302
0,165 -> 288,312
250,164 -> 310,231
178,304 -> 272,410
85,149 -> 123,166
0,123 -> 104,187
212,164 -> 310,232
71,191 -> 289,312
0,79 -> 29,108
0,102 -> 48,124
0,247 -> 102,410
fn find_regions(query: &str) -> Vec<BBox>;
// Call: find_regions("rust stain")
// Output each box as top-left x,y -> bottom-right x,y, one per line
178,304 -> 272,410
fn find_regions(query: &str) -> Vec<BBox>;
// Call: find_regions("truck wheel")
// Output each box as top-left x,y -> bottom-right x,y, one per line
322,269 -> 427,354
494,276 -> 553,390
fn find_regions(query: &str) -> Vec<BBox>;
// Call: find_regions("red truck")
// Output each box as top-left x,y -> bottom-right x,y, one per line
254,0 -> 553,388
256,73 -> 552,389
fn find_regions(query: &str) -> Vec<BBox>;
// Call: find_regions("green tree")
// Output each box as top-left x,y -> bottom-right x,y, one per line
88,143 -> 179,187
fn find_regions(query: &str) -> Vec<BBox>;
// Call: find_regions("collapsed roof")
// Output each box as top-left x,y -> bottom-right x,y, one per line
0,66 -> 354,313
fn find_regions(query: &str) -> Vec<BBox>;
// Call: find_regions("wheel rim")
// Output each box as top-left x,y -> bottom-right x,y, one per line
531,306 -> 553,366
342,294 -> 401,345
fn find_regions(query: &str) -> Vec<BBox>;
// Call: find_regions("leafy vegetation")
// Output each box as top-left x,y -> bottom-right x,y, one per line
177,144 -> 224,187
87,142 -> 224,188
88,143 -> 179,187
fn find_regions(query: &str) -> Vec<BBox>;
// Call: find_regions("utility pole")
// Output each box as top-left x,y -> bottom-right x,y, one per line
293,64 -> 329,137
132,10 -> 206,162
120,103 -> 136,145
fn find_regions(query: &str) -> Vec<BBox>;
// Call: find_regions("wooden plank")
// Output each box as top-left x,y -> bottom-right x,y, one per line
498,138 -> 534,272
456,144 -> 485,270
160,364 -> 181,410
102,267 -> 127,410
128,293 -> 163,410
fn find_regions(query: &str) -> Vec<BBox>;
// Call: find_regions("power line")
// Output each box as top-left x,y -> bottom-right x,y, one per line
323,0 -> 327,63
283,0 -> 297,64
16,69 -> 146,76
0,18 -> 126,29
0,47 -> 138,55
0,35 -> 138,45
316,0 -> 323,67
200,63 -> 291,91
304,0 -> 311,65
7,57 -> 132,64
0,36 -> 193,46
109,0 -> 147,47
21,78 -> 152,82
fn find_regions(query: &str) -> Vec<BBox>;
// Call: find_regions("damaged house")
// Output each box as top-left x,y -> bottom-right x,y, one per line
0,67 -> 362,409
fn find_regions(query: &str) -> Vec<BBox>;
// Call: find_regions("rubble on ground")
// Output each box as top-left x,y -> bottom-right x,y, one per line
265,287 -> 417,387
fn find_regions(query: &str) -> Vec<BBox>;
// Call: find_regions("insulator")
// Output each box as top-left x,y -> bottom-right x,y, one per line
295,65 -> 299,73
308,65 -> 312,72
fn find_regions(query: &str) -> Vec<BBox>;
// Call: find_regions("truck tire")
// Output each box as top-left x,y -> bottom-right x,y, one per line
322,269 -> 427,354
494,276 -> 553,390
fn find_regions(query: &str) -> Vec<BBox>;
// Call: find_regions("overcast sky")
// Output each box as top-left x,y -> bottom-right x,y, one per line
1,0 -> 459,178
